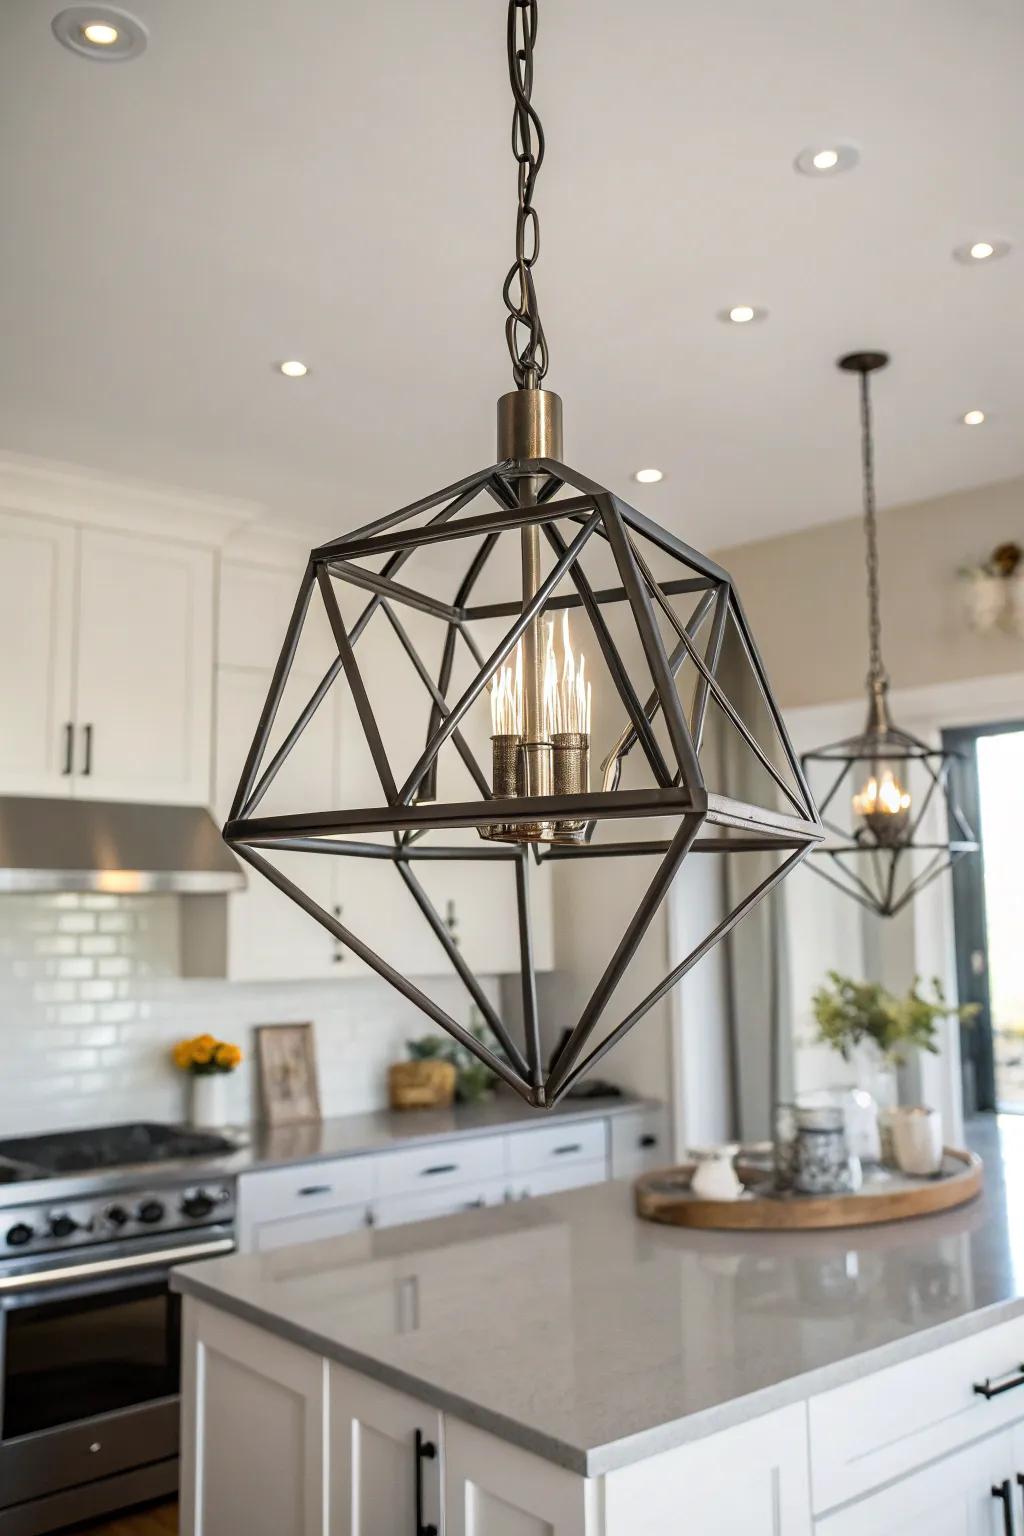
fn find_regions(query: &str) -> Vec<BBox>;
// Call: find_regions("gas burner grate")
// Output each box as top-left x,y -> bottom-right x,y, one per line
0,1122 -> 235,1174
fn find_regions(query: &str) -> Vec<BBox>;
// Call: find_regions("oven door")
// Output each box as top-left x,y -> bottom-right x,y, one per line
0,1232 -> 232,1512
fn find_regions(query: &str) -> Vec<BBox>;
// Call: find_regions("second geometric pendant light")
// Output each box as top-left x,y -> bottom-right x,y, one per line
801,353 -> 977,917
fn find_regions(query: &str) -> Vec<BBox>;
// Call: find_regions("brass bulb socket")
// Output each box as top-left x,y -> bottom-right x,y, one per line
551,731 -> 589,841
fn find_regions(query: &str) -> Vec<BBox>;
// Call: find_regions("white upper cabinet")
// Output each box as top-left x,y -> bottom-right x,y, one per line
0,510 -> 76,796
74,530 -> 214,803
0,515 -> 215,805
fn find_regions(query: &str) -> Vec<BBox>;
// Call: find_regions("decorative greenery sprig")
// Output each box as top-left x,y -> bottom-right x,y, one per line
811,972 -> 978,1066
407,1012 -> 504,1103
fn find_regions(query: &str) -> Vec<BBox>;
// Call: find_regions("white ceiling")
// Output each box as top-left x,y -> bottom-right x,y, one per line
1,0 -> 1022,549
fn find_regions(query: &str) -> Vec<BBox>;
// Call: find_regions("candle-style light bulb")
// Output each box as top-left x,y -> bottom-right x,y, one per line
852,763 -> 911,847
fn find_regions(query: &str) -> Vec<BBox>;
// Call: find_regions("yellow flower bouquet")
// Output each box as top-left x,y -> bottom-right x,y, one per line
172,1034 -> 243,1077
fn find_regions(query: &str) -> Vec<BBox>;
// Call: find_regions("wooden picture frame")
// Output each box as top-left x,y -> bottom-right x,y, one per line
254,1023 -> 321,1126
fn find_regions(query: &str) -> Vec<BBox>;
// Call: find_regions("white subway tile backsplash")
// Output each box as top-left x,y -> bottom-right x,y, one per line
0,893 -> 497,1136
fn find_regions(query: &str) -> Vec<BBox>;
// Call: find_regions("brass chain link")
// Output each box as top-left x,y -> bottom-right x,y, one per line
503,0 -> 548,388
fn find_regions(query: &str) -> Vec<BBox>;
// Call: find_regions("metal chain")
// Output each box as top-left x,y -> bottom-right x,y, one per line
503,0 -> 548,388
858,368 -> 887,691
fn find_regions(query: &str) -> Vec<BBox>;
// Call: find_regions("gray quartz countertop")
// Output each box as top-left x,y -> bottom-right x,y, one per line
172,1115 -> 1024,1476
0,1094 -> 653,1209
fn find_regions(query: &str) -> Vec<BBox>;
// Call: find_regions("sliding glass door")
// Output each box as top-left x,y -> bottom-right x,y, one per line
947,721 -> 1024,1114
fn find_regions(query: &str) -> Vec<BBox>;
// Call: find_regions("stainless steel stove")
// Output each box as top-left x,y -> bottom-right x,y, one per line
0,1122 -> 238,1536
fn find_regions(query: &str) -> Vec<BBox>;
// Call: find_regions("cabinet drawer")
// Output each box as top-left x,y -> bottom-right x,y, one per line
809,1313 -> 1024,1512
609,1107 -> 667,1178
373,1135 -> 505,1197
507,1119 -> 607,1175
251,1202 -> 370,1253
815,1427 -> 1014,1536
373,1175 -> 508,1230
237,1156 -> 374,1231
511,1159 -> 606,1201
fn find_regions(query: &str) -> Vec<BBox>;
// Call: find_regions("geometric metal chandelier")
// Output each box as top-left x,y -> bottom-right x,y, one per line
225,0 -> 823,1107
801,352 -> 977,918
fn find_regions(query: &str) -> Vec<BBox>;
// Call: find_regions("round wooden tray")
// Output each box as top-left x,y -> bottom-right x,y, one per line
634,1148 -> 983,1231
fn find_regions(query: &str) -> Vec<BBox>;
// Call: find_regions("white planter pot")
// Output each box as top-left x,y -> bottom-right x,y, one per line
190,1073 -> 228,1129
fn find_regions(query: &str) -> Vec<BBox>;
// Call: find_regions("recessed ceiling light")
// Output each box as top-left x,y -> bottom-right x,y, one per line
82,21 -> 118,43
632,468 -> 664,484
962,410 -> 986,426
719,305 -> 767,325
278,360 -> 309,378
953,239 -> 1010,265
794,144 -> 859,177
51,6 -> 146,60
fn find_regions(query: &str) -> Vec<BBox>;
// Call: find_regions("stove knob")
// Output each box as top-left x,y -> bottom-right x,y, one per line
49,1213 -> 79,1239
136,1199 -> 165,1226
105,1204 -> 129,1229
6,1222 -> 33,1247
181,1191 -> 215,1220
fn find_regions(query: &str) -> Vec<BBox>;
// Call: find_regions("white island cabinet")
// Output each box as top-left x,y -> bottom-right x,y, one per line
181,1300 -> 809,1536
176,1125 -> 1024,1536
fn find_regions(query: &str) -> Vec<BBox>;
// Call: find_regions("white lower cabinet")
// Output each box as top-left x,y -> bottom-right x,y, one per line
329,1362 -> 442,1536
181,1302 -> 325,1536
815,1429 -> 1015,1536
445,1418 -> 597,1536
603,1402 -> 811,1536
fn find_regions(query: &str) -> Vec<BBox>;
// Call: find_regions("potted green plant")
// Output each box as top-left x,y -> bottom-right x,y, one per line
810,971 -> 977,1107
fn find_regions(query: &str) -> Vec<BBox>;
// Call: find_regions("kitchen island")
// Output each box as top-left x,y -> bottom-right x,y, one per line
173,1116 -> 1024,1534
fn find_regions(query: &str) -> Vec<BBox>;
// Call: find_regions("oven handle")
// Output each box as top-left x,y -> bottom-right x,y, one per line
0,1237 -> 235,1294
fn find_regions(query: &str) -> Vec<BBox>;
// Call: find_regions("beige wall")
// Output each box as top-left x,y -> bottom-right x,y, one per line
713,475 -> 1024,710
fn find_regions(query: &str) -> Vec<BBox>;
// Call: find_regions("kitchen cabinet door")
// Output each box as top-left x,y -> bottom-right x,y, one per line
0,510 -> 76,796
74,529 -> 214,803
213,666 -> 341,980
445,1417 -> 599,1536
328,1362 -> 442,1536
181,1300 -> 325,1536
603,1401 -> 811,1536
817,1428 -> 1014,1536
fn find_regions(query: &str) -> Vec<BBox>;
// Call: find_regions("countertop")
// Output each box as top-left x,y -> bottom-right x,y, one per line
172,1116 -> 1024,1476
0,1093 -> 653,1210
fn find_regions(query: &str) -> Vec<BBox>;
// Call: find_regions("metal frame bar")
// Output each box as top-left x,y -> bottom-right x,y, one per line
233,844 -> 533,1101
317,567 -> 398,804
549,845 -> 811,1103
394,860 -> 530,1078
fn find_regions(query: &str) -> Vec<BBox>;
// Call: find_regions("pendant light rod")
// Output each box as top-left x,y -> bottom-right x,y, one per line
838,350 -> 890,724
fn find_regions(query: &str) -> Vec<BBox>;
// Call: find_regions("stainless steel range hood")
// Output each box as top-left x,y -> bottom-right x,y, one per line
0,797 -> 245,895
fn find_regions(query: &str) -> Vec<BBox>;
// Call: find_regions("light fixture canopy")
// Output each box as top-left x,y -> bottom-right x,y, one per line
52,6 -> 147,60
227,0 -> 822,1106
800,352 -> 977,917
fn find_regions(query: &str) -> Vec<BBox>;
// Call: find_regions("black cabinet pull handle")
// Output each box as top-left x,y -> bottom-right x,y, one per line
61,722 -> 74,775
973,1364 -> 1024,1398
332,905 -> 345,963
414,1428 -> 437,1536
81,723 -> 93,776
553,1143 -> 582,1156
421,1163 -> 457,1177
639,1132 -> 658,1148
297,1185 -> 332,1198
992,1480 -> 1013,1535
